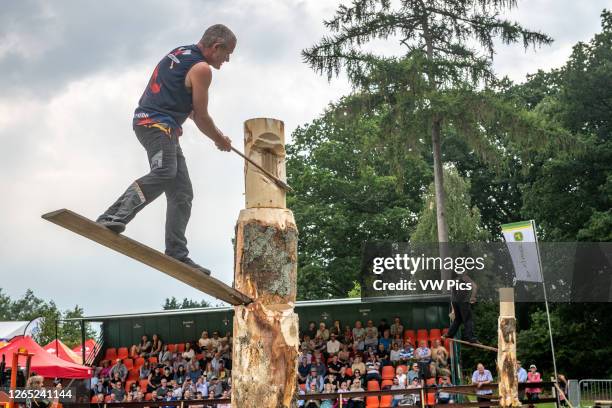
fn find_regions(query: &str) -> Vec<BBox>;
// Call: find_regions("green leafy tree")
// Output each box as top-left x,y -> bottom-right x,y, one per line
163,297 -> 211,310
287,98 -> 431,299
412,167 -> 491,242
303,0 -> 553,279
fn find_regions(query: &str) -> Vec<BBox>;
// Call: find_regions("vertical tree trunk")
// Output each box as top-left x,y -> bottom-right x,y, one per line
431,118 -> 451,280
231,118 -> 299,408
497,288 -> 520,407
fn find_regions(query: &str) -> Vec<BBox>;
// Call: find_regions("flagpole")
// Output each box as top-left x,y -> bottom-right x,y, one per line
532,220 -> 558,381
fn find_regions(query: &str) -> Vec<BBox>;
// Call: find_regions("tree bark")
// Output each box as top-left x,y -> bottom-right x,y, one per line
231,118 -> 299,408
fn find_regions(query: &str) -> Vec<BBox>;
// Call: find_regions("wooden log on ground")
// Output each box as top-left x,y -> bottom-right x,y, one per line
231,118 -> 299,408
497,288 -> 520,407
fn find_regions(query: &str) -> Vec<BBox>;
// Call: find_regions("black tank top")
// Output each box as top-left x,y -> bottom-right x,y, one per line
133,44 -> 206,134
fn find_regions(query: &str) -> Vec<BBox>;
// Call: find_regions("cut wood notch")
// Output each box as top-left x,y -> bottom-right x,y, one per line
42,209 -> 252,306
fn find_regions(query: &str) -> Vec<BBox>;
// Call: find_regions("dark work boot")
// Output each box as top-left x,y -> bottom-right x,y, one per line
178,257 -> 211,276
97,219 -> 127,234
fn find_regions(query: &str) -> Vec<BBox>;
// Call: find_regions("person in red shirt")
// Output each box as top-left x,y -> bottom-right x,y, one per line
526,364 -> 542,408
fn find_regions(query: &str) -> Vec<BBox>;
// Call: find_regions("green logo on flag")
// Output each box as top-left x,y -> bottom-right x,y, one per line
514,232 -> 523,241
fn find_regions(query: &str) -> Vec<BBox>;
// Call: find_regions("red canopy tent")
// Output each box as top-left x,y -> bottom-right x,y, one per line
72,339 -> 97,362
0,336 -> 92,379
43,339 -> 82,364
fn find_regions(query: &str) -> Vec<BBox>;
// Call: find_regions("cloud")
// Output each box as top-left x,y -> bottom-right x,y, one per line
0,0 -> 607,316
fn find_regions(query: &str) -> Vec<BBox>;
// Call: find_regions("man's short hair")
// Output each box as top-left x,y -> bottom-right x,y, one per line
200,24 -> 236,48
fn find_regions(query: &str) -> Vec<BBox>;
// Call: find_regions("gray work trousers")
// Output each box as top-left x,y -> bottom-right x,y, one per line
97,125 -> 193,260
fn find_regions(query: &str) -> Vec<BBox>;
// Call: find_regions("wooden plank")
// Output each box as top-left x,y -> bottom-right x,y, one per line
447,338 -> 499,352
41,209 -> 252,306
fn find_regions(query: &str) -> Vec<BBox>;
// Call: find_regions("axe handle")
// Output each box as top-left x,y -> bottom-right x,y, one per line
231,147 -> 294,192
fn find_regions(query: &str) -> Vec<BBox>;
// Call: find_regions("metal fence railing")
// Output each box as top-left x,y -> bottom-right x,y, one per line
578,379 -> 612,408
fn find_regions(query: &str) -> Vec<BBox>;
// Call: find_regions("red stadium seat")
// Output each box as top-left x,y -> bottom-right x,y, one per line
429,329 -> 442,340
104,395 -> 113,403
380,395 -> 394,407
134,357 -> 145,367
124,358 -> 133,369
366,396 -> 380,407
90,396 -> 99,403
167,344 -> 177,352
144,393 -> 153,401
104,348 -> 117,360
381,379 -> 393,389
127,368 -> 139,381
117,347 -> 129,359
177,343 -> 186,353
367,380 -> 381,391
346,367 -> 353,377
381,366 -> 395,380
416,329 -> 429,343
403,329 -> 416,344
148,356 -> 158,364
139,379 -> 149,390
398,365 -> 408,375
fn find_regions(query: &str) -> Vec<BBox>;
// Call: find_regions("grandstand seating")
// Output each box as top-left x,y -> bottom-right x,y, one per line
117,347 -> 129,359
381,366 -> 395,380
367,380 -> 380,391
366,396 -> 380,407
380,394 -> 393,407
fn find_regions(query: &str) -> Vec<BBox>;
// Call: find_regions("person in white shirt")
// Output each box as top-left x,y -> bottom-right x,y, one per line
326,333 -> 341,355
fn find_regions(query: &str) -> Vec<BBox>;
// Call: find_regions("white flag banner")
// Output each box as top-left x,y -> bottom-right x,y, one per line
501,220 -> 543,283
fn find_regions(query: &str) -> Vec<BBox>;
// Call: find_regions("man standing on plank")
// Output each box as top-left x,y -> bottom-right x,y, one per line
442,272 -> 479,344
96,24 -> 235,275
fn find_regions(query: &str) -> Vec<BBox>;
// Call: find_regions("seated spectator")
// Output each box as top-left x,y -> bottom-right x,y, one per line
327,355 -> 342,375
331,320 -> 342,339
364,320 -> 379,349
365,354 -> 381,382
198,331 -> 212,351
188,359 -> 203,382
376,343 -> 391,366
348,380 -> 365,407
320,383 -> 335,408
392,333 -> 403,349
157,378 -> 171,398
196,375 -> 209,396
526,364 -> 542,408
147,366 -> 163,392
396,366 -> 407,387
304,382 -> 321,408
150,334 -> 163,357
306,367 -> 324,393
208,376 -> 223,398
391,376 -> 404,407
337,366 -> 352,387
182,342 -> 195,361
216,390 -> 231,408
472,363 -> 493,406
338,344 -> 351,365
130,335 -> 152,358
352,321 -> 365,351
110,359 -> 128,384
337,381 -> 350,406
379,329 -> 392,351
159,344 -> 173,364
139,361 -> 151,380
175,365 -> 187,385
210,331 -> 221,351
298,356 -> 311,384
415,340 -> 432,376
110,380 -> 126,402
304,321 -> 317,340
408,363 -> 421,382
317,322 -> 330,342
390,317 -> 404,338
311,355 -> 326,377
351,355 -> 366,377
406,377 -> 422,406
437,375 -> 454,404
326,333 -> 341,356
342,325 -> 353,344
352,369 -> 365,388
99,360 -> 112,382
399,341 -> 415,364
390,342 -> 402,365
432,338 -> 449,369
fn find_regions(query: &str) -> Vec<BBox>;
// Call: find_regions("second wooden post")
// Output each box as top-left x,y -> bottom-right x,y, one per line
498,287 -> 520,407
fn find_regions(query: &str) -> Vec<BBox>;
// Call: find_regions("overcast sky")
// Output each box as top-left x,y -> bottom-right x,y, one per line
1,0 -> 609,318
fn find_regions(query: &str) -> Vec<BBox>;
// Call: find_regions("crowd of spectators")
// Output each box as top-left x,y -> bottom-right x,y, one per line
296,318 -> 454,407
90,331 -> 232,407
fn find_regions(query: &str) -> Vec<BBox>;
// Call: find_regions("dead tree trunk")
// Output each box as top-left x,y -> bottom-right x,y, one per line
231,118 -> 299,408
497,288 -> 520,407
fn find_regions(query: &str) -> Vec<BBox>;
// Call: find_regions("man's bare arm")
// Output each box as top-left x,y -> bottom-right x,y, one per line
187,62 -> 231,151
